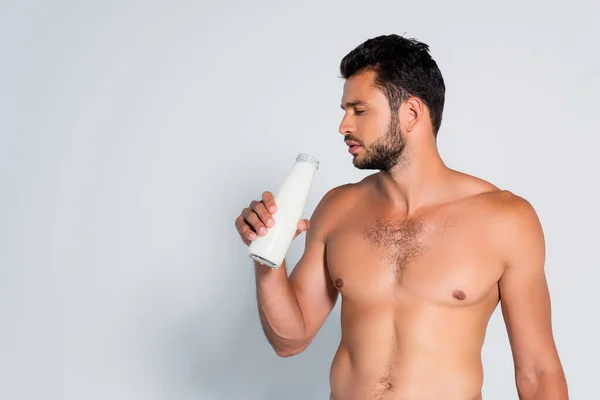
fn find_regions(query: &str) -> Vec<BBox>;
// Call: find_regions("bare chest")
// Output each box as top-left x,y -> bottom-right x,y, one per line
325,213 -> 503,306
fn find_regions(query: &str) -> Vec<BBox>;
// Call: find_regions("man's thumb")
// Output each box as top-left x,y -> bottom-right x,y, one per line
300,219 -> 311,231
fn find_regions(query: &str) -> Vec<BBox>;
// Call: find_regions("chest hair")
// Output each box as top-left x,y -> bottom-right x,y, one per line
362,217 -> 431,282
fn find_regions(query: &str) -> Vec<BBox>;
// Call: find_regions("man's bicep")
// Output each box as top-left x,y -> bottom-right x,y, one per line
500,198 -> 561,372
288,187 -> 343,342
289,232 -> 338,341
500,261 -> 556,370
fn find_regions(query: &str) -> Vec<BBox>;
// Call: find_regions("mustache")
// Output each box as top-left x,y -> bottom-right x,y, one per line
344,134 -> 363,146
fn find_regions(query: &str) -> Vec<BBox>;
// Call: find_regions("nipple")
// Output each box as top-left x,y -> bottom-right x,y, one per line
452,290 -> 466,301
334,278 -> 344,289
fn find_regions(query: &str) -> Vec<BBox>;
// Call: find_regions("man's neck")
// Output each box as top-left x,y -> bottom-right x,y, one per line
375,140 -> 452,215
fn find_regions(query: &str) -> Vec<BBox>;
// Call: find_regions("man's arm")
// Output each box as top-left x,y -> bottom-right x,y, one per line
254,187 -> 341,357
499,195 -> 568,399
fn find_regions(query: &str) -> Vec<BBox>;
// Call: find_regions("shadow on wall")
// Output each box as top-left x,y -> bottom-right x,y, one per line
154,265 -> 341,400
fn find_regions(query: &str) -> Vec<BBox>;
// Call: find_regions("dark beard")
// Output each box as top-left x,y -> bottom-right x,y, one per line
354,113 -> 407,172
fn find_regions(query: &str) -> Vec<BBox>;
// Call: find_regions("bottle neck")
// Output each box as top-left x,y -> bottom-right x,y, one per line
296,153 -> 319,169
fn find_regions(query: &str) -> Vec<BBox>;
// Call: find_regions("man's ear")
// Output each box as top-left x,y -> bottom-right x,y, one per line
401,97 -> 425,133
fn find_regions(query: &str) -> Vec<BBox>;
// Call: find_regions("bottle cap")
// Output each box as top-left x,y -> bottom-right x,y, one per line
296,153 -> 319,169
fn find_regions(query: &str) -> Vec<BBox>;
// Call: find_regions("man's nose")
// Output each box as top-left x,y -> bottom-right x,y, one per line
339,115 -> 355,136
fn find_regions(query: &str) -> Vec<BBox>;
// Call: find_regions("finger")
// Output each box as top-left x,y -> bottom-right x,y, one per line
239,224 -> 256,242
236,213 -> 257,238
241,208 -> 257,232
293,219 -> 311,239
262,191 -> 277,214
243,207 -> 268,236
239,209 -> 254,230
234,215 -> 246,232
251,200 -> 275,228
298,219 -> 311,231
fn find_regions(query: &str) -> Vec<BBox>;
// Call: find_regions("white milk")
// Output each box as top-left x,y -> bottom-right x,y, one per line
248,153 -> 319,269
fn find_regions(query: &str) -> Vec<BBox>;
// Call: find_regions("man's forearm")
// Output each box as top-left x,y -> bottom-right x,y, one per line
518,370 -> 568,400
255,259 -> 307,355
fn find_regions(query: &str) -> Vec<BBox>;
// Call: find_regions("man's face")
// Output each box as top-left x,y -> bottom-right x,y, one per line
339,70 -> 406,172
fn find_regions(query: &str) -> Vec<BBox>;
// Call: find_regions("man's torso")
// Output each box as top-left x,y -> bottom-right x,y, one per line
323,173 -> 514,400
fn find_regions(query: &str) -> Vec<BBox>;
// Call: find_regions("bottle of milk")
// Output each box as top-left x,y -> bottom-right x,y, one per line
249,153 -> 320,269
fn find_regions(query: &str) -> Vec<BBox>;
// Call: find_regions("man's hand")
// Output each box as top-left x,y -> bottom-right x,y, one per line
235,190 -> 310,246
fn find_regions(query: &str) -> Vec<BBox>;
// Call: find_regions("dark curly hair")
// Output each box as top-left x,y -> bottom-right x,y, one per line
340,34 -> 446,136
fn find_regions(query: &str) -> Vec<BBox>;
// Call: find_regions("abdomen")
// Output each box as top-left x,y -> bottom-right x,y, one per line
329,301 -> 490,400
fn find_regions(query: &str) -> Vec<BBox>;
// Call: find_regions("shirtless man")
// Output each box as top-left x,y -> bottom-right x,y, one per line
234,34 -> 568,399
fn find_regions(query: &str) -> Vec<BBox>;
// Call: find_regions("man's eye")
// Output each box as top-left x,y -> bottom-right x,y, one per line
355,110 -> 365,115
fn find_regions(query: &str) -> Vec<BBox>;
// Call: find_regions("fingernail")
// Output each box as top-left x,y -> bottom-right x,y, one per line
249,232 -> 256,240
267,218 -> 274,227
259,227 -> 267,235
269,206 -> 277,213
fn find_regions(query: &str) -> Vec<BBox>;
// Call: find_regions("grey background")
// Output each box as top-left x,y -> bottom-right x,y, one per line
1,1 -> 598,399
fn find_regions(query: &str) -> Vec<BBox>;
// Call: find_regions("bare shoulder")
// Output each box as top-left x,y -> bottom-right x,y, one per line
316,173 -> 376,210
450,175 -> 546,269
309,177 -> 370,238
473,189 -> 540,225
451,171 -> 536,216
464,187 -> 545,261
484,192 -> 547,273
448,171 -> 543,232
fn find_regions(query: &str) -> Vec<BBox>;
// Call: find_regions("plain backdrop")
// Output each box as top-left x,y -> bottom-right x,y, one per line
1,1 -> 599,399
